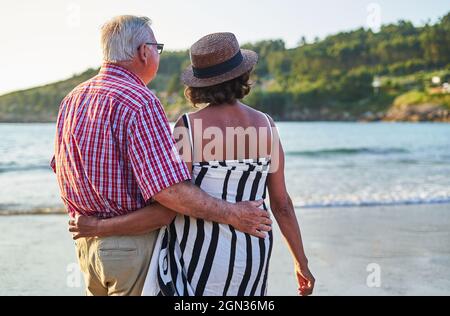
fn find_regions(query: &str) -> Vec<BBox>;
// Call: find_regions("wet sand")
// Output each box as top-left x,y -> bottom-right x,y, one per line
1,203 -> 449,296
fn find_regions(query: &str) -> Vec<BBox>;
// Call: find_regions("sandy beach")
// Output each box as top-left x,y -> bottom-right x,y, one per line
1,203 -> 449,296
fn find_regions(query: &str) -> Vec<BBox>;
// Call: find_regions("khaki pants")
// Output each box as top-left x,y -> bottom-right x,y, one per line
75,232 -> 158,296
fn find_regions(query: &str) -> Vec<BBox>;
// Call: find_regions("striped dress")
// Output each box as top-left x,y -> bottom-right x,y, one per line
142,114 -> 273,296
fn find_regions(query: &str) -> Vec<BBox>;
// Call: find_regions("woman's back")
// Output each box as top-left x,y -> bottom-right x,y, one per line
183,102 -> 274,203
149,103 -> 274,296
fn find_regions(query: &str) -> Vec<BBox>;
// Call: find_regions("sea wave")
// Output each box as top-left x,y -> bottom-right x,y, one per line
2,197 -> 450,216
295,197 -> 450,209
0,162 -> 51,174
285,147 -> 410,157
0,207 -> 65,216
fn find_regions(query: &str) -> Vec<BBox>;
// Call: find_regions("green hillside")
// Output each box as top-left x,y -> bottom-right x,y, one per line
1,12 -> 449,122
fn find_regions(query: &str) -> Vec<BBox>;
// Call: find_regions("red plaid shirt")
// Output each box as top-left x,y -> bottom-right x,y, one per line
51,63 -> 191,218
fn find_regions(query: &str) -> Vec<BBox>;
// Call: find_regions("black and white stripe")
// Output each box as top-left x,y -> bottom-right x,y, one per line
147,158 -> 273,296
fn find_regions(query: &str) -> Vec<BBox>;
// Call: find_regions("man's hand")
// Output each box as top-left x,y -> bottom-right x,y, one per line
229,200 -> 273,239
68,215 -> 100,240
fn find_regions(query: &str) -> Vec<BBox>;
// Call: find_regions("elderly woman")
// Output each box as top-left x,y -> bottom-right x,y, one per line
71,32 -> 314,296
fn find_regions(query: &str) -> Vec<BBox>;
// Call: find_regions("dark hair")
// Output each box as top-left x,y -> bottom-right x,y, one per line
184,71 -> 252,107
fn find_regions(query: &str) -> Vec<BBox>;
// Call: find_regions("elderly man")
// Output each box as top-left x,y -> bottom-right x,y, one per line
51,15 -> 271,296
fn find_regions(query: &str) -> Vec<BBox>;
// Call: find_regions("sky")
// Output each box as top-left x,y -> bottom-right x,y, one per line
0,0 -> 449,95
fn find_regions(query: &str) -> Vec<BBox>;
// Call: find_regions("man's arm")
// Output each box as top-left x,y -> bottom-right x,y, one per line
69,183 -> 271,239
154,181 -> 271,238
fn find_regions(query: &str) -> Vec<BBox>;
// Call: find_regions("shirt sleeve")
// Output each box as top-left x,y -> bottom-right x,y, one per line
127,94 -> 191,202
50,156 -> 56,174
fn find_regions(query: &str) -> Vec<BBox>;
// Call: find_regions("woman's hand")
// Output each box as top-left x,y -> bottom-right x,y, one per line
68,215 -> 101,240
295,264 -> 315,296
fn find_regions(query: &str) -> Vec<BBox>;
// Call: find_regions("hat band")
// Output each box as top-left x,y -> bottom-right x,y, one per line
192,51 -> 243,79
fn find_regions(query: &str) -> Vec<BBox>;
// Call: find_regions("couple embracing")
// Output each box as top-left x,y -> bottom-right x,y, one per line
51,15 -> 314,296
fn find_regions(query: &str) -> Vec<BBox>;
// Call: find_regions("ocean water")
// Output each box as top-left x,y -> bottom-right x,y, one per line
0,122 -> 449,214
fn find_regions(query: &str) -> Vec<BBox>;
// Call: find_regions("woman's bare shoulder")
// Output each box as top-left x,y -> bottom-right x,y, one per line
240,103 -> 275,126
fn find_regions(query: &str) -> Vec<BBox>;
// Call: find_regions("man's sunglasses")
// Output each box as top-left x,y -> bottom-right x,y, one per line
145,42 -> 164,55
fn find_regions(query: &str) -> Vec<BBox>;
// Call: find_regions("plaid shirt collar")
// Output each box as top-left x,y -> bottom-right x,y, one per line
99,62 -> 146,87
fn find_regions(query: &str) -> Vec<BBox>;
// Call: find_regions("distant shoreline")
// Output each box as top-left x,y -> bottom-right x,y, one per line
0,119 -> 449,124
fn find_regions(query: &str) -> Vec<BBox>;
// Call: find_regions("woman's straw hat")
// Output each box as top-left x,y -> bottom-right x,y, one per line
181,32 -> 258,88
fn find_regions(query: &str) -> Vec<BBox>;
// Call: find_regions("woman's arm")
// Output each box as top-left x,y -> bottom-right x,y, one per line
267,118 -> 315,296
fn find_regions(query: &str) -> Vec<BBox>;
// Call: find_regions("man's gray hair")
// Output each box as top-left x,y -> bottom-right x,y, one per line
101,15 -> 153,62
